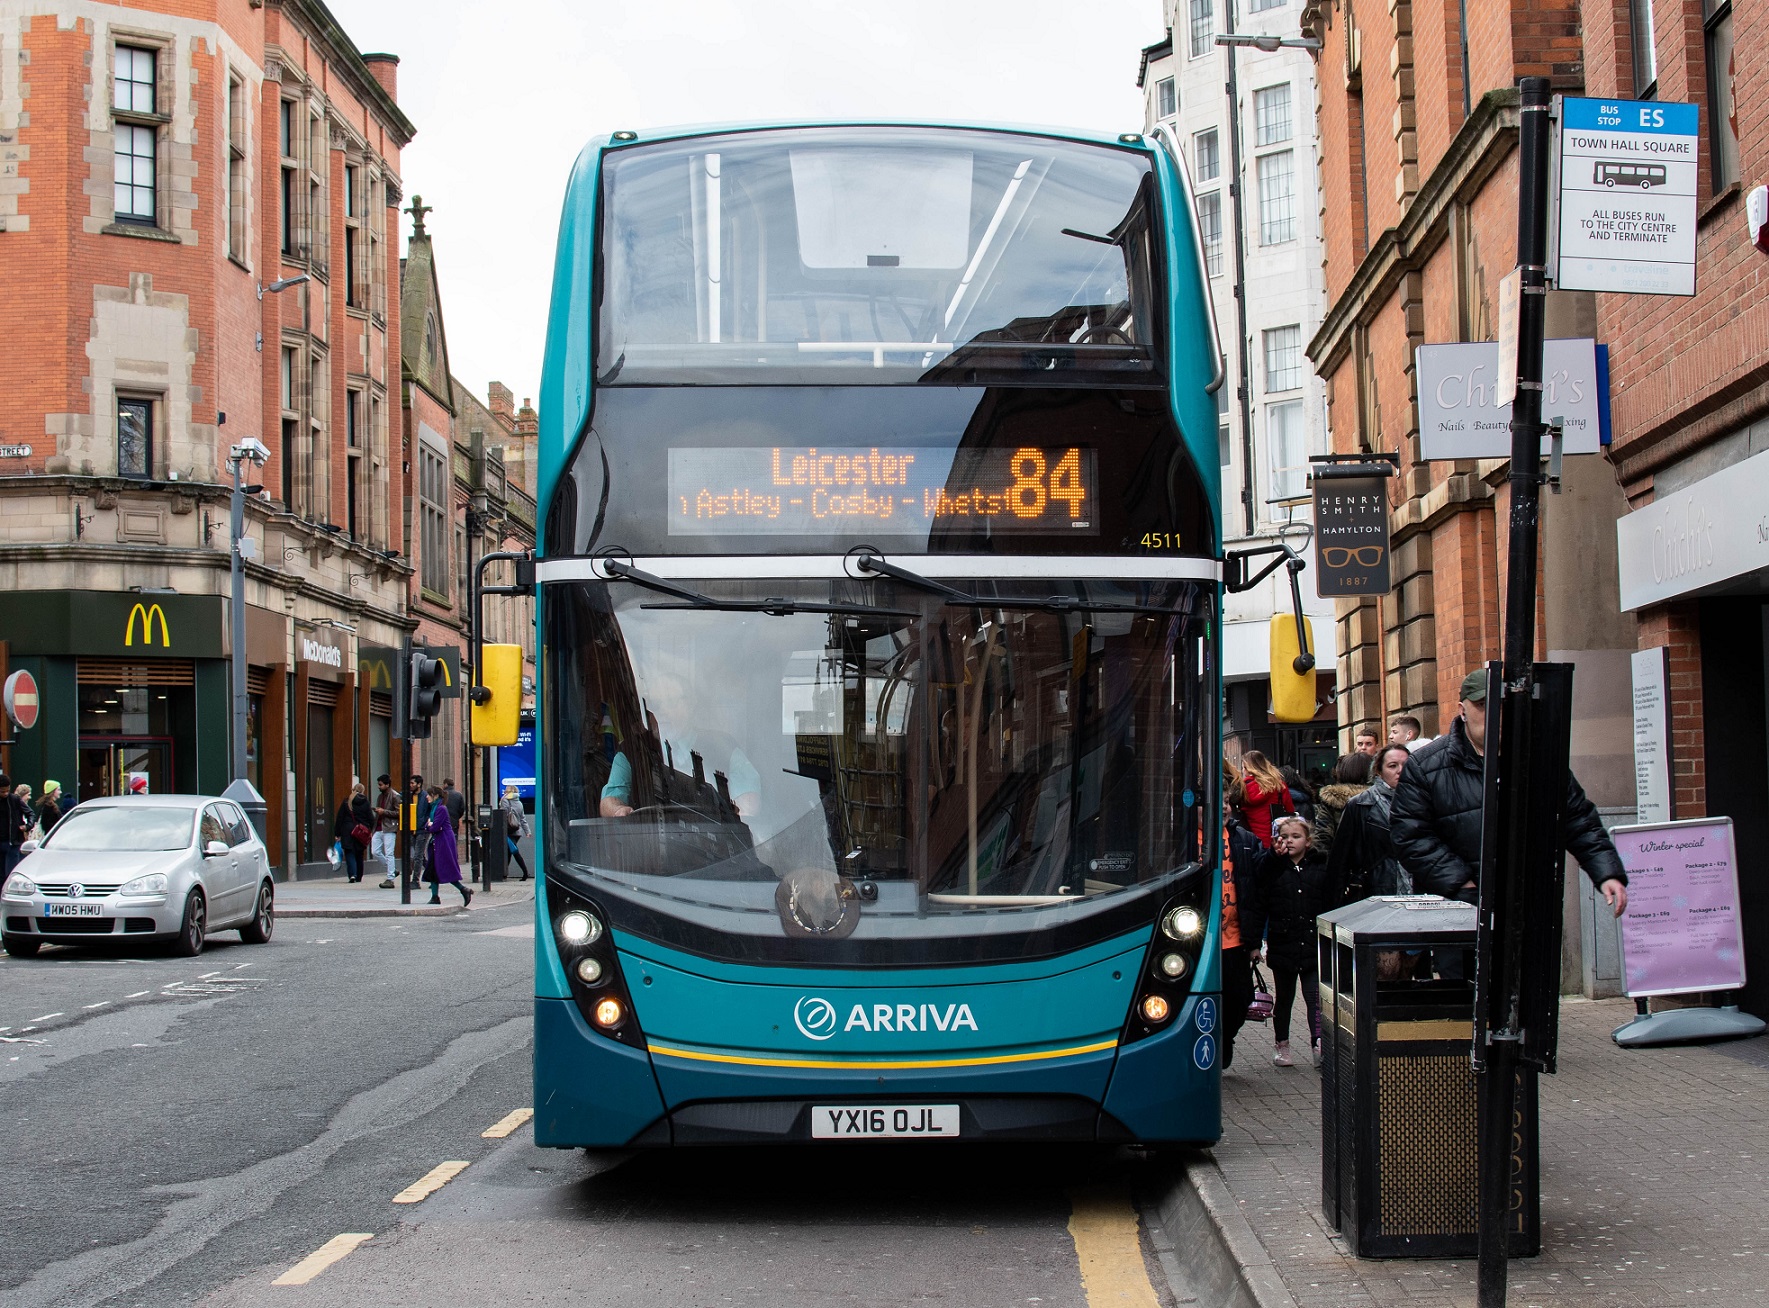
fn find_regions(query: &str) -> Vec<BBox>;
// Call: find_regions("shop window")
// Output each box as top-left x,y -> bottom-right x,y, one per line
117,396 -> 154,479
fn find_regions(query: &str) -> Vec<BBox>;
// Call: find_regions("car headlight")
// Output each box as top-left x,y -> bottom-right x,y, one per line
4,873 -> 36,896
119,873 -> 169,896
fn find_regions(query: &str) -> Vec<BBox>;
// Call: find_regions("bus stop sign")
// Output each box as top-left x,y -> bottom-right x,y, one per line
4,669 -> 39,730
1556,97 -> 1699,296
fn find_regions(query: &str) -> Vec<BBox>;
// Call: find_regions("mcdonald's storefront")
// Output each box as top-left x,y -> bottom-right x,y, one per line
0,591 -> 230,806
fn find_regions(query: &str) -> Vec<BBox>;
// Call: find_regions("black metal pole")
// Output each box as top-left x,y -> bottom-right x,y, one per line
1221,0 -> 1257,538
1477,74 -> 1553,1308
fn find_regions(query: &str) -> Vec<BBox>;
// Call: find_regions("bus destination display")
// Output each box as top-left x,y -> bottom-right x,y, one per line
667,446 -> 1098,536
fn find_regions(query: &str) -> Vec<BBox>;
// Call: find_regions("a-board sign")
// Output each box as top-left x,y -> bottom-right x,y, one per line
1414,338 -> 1608,461
1611,817 -> 1748,997
1556,97 -> 1699,296
1312,475 -> 1391,597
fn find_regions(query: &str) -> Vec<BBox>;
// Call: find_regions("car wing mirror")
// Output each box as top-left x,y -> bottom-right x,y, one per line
19,840 -> 37,854
204,840 -> 230,857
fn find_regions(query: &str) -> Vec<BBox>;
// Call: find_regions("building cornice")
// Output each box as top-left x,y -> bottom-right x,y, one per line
1308,88 -> 1520,374
272,0 -> 416,146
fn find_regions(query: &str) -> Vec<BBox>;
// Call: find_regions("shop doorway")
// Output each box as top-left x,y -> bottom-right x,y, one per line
305,704 -> 334,863
78,739 -> 174,801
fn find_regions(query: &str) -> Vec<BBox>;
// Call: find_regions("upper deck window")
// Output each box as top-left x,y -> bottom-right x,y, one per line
597,128 -> 1164,386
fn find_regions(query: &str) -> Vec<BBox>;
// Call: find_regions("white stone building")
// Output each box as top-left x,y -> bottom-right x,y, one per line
1140,0 -> 1340,778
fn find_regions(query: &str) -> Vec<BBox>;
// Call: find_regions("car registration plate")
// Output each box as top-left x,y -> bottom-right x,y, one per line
44,903 -> 105,918
811,1105 -> 960,1139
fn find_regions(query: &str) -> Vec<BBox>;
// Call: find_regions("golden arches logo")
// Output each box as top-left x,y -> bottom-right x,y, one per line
125,603 -> 171,648
361,659 -> 394,689
436,659 -> 452,686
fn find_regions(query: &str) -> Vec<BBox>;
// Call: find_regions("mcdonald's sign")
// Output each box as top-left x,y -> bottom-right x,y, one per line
358,645 -> 401,691
125,602 -> 172,648
422,645 -> 463,699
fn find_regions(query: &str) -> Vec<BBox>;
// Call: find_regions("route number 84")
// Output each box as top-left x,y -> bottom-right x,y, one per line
1010,448 -> 1087,519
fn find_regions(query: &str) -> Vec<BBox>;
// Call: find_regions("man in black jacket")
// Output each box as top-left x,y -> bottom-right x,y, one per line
1391,670 -> 1628,966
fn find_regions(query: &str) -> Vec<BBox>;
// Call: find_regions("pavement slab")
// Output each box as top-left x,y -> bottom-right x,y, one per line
276,875 -> 535,918
1210,996 -> 1769,1306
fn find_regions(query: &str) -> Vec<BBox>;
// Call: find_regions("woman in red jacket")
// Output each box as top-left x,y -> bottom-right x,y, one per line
1238,750 -> 1294,847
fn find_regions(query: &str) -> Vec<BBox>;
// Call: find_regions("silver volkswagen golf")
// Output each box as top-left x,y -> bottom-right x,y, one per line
1,795 -> 275,958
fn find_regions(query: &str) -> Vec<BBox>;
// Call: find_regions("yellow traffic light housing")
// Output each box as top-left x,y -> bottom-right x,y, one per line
471,643 -> 522,746
1270,614 -> 1317,723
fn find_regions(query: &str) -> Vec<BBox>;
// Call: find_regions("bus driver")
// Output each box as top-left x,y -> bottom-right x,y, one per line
598,666 -> 762,820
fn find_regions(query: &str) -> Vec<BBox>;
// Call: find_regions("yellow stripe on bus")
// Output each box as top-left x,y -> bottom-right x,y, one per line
645,1038 -> 1118,1071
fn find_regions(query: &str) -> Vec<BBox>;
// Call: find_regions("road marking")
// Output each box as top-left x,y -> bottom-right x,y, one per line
270,1233 -> 374,1286
1067,1186 -> 1161,1308
29,1013 -> 62,1022
84,1001 -> 110,1009
126,991 -> 151,998
391,1160 -> 470,1204
482,1108 -> 533,1138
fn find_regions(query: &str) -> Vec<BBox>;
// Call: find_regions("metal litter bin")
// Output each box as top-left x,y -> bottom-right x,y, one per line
1318,895 -> 1539,1258
477,805 -> 507,882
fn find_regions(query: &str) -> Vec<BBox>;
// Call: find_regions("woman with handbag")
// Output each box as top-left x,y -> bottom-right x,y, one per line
500,783 -> 531,881
333,782 -> 376,883
1218,806 -> 1267,1072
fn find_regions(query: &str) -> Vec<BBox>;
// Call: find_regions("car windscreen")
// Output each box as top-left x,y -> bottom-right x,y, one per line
43,807 -> 194,852
598,128 -> 1164,385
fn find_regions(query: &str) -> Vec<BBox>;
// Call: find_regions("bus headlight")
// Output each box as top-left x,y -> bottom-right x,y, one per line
558,911 -> 601,946
575,957 -> 604,985
1158,952 -> 1190,980
1141,994 -> 1171,1023
593,997 -> 624,1028
1163,906 -> 1204,940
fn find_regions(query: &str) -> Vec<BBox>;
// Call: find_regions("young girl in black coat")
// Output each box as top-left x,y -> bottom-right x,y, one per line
1255,815 -> 1339,1067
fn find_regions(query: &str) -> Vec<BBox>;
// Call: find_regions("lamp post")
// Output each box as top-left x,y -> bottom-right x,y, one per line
227,436 -> 270,784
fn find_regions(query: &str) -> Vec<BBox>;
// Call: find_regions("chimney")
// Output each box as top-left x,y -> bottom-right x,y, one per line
487,381 -> 515,429
362,53 -> 399,101
516,397 -> 537,441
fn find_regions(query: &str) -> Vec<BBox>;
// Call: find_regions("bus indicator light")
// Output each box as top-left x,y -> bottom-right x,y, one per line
594,997 -> 624,1028
1141,995 -> 1171,1023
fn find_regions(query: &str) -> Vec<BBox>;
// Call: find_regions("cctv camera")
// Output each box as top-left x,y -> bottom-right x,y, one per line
232,436 -> 270,466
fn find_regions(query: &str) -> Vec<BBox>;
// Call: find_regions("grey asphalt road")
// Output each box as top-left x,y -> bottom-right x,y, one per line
1,894 -> 1179,1308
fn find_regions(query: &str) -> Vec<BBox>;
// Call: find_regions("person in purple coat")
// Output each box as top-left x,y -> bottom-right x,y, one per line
425,785 -> 472,908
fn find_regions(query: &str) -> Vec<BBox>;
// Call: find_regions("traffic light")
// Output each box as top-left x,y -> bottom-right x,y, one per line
471,643 -> 522,747
1269,613 -> 1318,723
409,650 -> 444,739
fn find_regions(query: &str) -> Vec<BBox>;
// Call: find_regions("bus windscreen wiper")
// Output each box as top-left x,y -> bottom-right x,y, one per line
849,550 -> 1173,615
603,556 -> 913,618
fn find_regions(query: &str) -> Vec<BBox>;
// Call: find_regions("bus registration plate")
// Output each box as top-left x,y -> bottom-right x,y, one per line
812,1105 -> 960,1139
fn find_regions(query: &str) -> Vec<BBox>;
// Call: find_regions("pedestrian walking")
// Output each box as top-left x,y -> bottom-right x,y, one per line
408,774 -> 431,889
1238,750 -> 1295,848
1255,815 -> 1338,1067
501,783 -> 531,881
373,774 -> 401,889
1329,744 -> 1412,900
425,785 -> 472,907
1391,668 -> 1628,979
332,782 -> 375,884
1218,805 -> 1267,1072
442,778 -> 466,833
12,783 -> 35,841
1,774 -> 28,873
36,781 -> 64,836
1311,753 -> 1371,862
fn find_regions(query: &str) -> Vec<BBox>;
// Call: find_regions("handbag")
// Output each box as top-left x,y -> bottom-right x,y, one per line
350,822 -> 373,847
1246,963 -> 1275,1023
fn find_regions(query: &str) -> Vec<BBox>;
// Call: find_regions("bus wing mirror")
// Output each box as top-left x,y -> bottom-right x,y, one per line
471,643 -> 523,746
1270,614 -> 1318,723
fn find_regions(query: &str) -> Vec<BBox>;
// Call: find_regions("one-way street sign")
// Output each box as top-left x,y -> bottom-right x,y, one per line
1556,97 -> 1699,296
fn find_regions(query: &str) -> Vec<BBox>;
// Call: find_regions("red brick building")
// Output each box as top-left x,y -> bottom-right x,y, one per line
1585,0 -> 1768,1015
0,0 -> 414,875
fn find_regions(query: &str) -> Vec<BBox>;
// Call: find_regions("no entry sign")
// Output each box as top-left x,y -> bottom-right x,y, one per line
4,669 -> 39,730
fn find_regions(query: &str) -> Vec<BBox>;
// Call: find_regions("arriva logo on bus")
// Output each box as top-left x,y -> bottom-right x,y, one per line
794,994 -> 979,1040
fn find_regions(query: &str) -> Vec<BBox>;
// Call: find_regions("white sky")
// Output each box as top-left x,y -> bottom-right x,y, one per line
324,0 -> 1160,408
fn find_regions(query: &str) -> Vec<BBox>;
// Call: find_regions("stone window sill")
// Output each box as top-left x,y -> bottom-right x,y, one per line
103,221 -> 181,243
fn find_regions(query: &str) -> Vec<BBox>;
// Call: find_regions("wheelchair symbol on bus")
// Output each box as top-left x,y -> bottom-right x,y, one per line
1194,997 -> 1217,1034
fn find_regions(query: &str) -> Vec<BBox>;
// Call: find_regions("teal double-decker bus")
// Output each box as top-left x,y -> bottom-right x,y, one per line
527,121 -> 1235,1147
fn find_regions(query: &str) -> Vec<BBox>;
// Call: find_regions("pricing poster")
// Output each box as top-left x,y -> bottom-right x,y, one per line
1612,817 -> 1747,997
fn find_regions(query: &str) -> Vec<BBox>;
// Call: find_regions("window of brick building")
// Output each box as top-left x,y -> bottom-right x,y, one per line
1189,0 -> 1214,59
1630,0 -> 1658,98
1194,127 -> 1219,182
1263,324 -> 1303,392
1254,84 -> 1292,147
1156,78 -> 1177,120
1197,191 -> 1223,276
1704,0 -> 1738,190
117,396 -> 154,478
226,74 -> 247,261
420,443 -> 449,598
279,99 -> 300,255
346,391 -> 362,540
344,164 -> 362,308
112,45 -> 160,224
1257,150 -> 1295,244
1266,400 -> 1307,502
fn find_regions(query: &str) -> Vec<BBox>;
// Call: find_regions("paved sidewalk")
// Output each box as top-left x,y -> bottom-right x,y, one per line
1213,996 -> 1769,1306
276,875 -> 535,919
